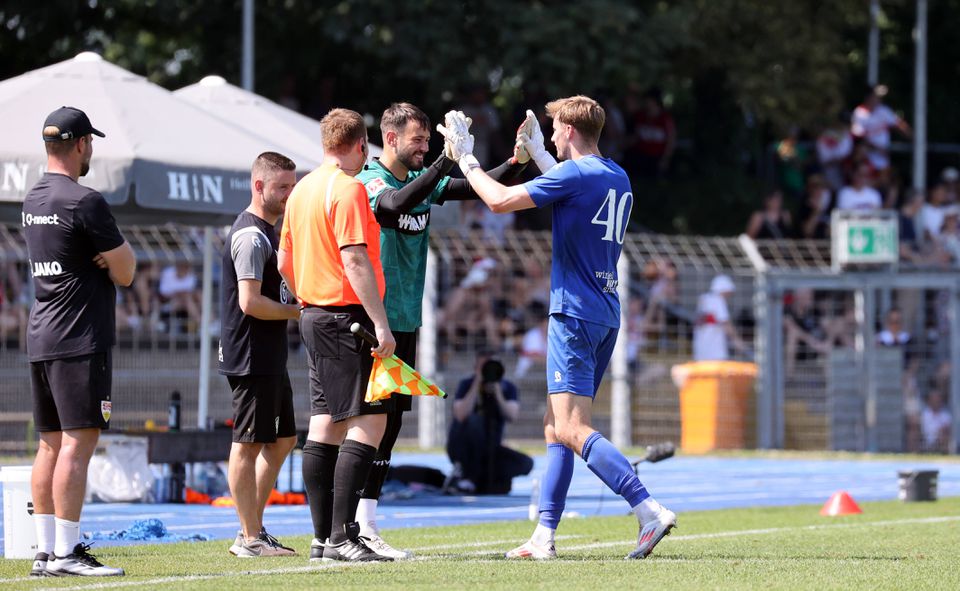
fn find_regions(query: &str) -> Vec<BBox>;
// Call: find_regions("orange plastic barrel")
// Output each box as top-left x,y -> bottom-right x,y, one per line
671,361 -> 757,453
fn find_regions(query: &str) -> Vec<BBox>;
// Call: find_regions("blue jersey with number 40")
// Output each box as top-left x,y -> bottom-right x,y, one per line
524,155 -> 633,328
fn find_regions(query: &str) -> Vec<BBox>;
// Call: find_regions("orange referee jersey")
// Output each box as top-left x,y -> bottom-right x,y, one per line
280,164 -> 385,306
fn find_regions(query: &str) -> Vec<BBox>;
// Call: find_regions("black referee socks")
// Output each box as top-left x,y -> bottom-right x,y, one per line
302,440 -> 339,541
329,439 -> 377,545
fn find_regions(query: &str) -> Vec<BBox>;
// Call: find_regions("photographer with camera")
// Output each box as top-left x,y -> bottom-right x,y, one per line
447,351 -> 533,494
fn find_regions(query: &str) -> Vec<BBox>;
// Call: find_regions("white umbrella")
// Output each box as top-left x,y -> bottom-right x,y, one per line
175,75 -> 382,165
0,53 -> 321,224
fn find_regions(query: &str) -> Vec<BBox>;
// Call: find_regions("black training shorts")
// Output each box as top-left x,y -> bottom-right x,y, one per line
300,305 -> 390,422
227,371 -> 297,444
31,351 -> 113,432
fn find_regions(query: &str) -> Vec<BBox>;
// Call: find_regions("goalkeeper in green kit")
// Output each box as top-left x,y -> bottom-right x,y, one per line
353,102 -> 529,559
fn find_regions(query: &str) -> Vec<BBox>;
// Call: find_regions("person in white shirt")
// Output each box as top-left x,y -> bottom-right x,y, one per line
692,275 -> 744,361
920,389 -> 952,453
921,184 -> 949,241
850,84 -> 912,175
836,164 -> 882,211
816,117 -> 853,192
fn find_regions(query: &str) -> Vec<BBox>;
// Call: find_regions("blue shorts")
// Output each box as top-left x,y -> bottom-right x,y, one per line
546,313 -> 618,398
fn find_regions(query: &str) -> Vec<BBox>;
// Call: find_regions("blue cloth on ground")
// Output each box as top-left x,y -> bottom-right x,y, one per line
84,518 -> 211,542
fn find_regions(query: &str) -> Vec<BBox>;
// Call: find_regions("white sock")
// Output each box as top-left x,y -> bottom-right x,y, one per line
531,523 -> 556,546
633,498 -> 664,526
54,517 -> 81,558
34,514 -> 55,555
356,498 -> 379,536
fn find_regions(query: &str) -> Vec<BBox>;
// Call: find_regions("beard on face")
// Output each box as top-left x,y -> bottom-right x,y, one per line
397,144 -> 426,172
79,159 -> 90,177
264,192 -> 287,217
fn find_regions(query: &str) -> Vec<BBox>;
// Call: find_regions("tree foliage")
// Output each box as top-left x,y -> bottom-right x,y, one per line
1,0 -> 952,233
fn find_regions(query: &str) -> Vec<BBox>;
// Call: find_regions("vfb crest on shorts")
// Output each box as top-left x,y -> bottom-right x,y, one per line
100,400 -> 112,422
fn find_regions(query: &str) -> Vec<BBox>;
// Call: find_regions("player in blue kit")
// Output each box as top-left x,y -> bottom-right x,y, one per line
438,96 -> 676,560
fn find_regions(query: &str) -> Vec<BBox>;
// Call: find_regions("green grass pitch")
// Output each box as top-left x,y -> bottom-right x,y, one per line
1,497 -> 958,590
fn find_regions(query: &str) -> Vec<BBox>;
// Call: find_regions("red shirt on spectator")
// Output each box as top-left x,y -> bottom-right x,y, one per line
634,110 -> 675,158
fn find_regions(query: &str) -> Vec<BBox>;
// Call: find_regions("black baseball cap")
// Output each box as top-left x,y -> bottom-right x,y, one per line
42,106 -> 105,142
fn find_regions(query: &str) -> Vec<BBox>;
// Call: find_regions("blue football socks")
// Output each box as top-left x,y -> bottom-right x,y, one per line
538,443 -> 574,529
582,431 -> 649,507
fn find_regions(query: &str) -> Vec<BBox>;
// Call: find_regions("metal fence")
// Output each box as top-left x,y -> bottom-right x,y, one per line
1,222 -> 958,455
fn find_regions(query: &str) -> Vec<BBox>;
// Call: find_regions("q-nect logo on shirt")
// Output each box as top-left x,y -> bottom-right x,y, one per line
21,212 -> 60,226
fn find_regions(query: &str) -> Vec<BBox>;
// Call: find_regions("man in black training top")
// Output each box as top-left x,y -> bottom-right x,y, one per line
24,106 -> 136,577
354,102 -> 529,558
220,152 -> 301,557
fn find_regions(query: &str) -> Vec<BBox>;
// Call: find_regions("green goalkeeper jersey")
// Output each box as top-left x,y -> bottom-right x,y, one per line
357,159 -> 450,332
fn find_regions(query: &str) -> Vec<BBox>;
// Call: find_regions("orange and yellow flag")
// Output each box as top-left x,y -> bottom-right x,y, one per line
365,355 -> 447,403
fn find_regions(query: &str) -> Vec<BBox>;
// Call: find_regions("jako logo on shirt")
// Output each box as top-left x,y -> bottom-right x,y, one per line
398,212 -> 429,232
31,260 -> 63,277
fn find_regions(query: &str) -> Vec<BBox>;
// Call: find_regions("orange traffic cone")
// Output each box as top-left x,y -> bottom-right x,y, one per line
820,490 -> 862,516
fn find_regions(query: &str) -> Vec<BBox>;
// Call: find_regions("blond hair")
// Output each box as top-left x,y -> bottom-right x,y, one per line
320,108 -> 367,153
545,95 -> 605,144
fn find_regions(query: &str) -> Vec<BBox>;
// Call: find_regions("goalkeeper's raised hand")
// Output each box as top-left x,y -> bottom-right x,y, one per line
437,110 -> 479,175
516,109 -> 558,173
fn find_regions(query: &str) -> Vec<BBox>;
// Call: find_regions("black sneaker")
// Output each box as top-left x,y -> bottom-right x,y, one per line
322,538 -> 393,562
46,543 -> 125,577
29,552 -> 50,577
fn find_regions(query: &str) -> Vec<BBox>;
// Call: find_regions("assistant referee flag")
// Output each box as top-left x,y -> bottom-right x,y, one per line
365,355 -> 446,403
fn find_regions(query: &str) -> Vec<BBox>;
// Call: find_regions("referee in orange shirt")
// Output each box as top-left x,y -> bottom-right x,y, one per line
278,108 -> 396,563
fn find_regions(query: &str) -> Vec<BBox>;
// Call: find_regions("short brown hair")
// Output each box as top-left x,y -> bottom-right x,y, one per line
380,102 -> 430,134
252,151 -> 296,179
321,108 -> 367,153
545,95 -> 605,144
43,126 -> 80,157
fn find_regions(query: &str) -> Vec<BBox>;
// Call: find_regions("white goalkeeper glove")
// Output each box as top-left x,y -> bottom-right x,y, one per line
437,111 -> 479,175
516,109 -> 558,173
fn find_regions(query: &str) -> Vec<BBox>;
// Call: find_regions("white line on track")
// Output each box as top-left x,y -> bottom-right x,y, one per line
1,515 -> 955,589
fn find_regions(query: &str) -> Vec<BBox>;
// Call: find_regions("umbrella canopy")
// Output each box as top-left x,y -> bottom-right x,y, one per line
0,53 -> 321,225
175,75 -> 383,163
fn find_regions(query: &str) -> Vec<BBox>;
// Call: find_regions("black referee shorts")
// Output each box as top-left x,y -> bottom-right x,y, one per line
31,351 -> 113,432
227,371 -> 297,444
299,305 -> 390,422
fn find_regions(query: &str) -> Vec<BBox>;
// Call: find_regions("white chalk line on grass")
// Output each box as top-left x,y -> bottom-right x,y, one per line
3,515 -> 955,589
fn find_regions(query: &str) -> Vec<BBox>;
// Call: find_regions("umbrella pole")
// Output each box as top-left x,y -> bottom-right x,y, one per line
197,226 -> 214,429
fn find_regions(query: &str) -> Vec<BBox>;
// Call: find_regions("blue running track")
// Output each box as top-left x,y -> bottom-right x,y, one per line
2,453 -> 958,553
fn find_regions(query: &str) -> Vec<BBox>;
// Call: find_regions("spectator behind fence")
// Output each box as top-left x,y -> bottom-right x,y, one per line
816,114 -> 853,192
447,351 -> 533,494
851,84 -> 912,184
836,163 -> 882,211
920,388 -> 952,454
774,127 -> 810,201
692,275 -> 744,361
921,183 -> 949,242
627,86 -> 675,178
157,260 -> 201,332
797,174 -> 833,239
877,307 -> 921,452
438,257 -> 500,351
941,167 -> 960,204
745,188 -> 792,240
0,262 -> 27,349
783,289 -> 828,376
938,209 -> 960,265
514,310 -> 548,378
